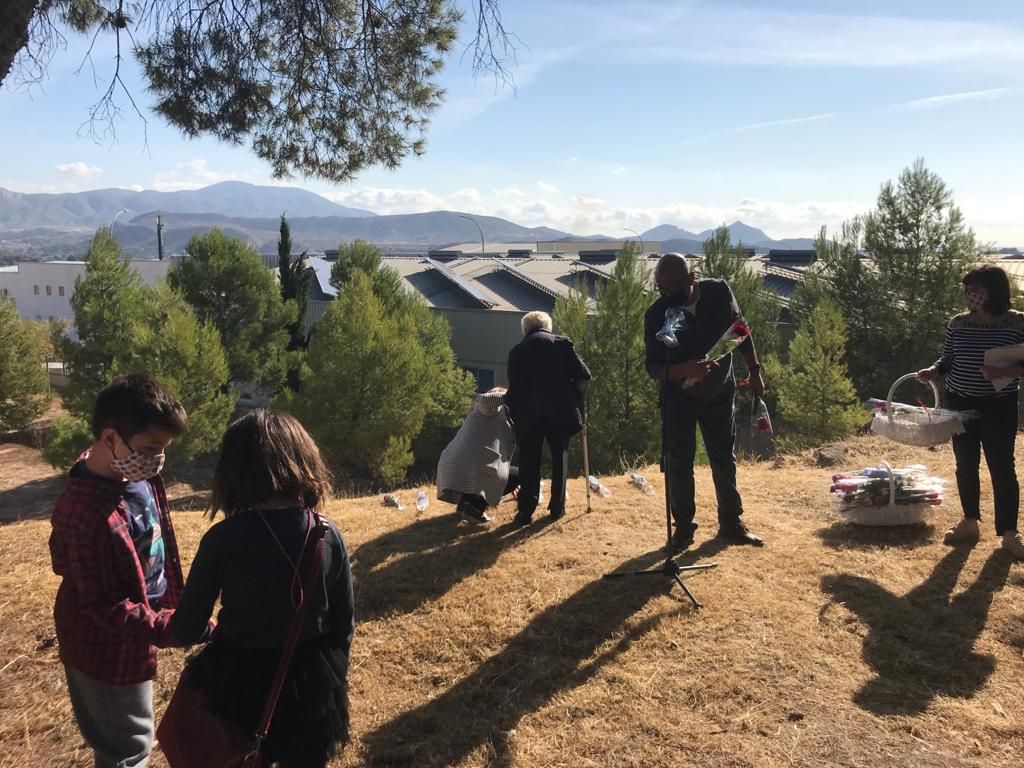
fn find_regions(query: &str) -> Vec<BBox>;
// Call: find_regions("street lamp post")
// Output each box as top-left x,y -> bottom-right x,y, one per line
624,227 -> 644,256
459,214 -> 485,256
110,209 -> 128,233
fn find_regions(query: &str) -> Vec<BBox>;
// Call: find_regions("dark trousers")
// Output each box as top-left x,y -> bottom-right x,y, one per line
516,425 -> 569,517
662,385 -> 743,534
462,467 -> 520,513
947,391 -> 1019,535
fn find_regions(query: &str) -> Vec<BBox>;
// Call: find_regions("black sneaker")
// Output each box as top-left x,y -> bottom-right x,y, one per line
717,520 -> 764,547
671,527 -> 695,553
548,507 -> 565,522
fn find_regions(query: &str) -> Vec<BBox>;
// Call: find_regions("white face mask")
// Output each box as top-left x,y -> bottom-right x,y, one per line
111,434 -> 166,482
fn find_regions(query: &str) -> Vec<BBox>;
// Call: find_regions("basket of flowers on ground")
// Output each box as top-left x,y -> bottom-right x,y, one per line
830,461 -> 944,526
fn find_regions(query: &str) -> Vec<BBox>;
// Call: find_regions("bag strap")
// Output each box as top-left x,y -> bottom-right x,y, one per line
246,511 -> 327,761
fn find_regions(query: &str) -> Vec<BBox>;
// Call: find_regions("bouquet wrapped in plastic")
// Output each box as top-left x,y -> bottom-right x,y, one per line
830,462 -> 944,526
751,395 -> 773,435
680,317 -> 751,389
655,306 -> 689,348
868,373 -> 971,447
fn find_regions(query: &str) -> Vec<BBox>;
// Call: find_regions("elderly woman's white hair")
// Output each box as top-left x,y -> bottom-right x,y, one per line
521,311 -> 553,335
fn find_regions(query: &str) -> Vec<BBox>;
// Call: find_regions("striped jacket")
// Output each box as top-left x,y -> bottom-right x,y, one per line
437,392 -> 516,506
936,310 -> 1024,399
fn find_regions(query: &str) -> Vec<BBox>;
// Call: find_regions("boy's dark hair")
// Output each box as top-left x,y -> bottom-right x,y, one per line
209,409 -> 332,519
91,374 -> 188,440
963,265 -> 1012,315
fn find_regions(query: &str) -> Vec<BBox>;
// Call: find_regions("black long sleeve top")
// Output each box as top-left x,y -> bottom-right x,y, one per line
170,508 -> 354,659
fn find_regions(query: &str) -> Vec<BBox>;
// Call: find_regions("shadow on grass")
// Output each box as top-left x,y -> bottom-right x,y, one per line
352,511 -> 531,622
0,474 -> 64,525
822,546 -> 1012,716
815,521 -> 936,551
360,540 -> 721,767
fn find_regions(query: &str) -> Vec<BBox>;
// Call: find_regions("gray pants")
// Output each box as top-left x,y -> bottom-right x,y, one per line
65,665 -> 153,768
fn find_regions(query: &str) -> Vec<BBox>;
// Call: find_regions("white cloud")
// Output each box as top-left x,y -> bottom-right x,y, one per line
307,180 -> 1019,245
55,161 -> 103,178
591,6 -> 1024,70
537,181 -> 559,195
891,86 -> 1023,111
323,186 -> 449,214
151,159 -> 252,192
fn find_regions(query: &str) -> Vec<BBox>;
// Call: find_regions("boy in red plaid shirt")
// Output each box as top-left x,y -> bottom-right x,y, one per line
50,374 -> 197,767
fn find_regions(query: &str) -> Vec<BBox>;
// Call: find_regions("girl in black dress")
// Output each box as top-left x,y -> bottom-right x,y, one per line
171,410 -> 354,767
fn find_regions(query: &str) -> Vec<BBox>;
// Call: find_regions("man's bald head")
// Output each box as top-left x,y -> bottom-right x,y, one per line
656,252 -> 689,281
655,252 -> 694,300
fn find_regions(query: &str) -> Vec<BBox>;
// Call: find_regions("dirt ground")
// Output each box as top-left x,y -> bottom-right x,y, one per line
2,435 -> 1023,767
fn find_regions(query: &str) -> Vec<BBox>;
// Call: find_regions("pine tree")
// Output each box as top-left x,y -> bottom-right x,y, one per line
769,300 -> 866,446
0,298 -> 50,430
58,229 -> 147,419
169,228 -> 296,391
329,240 -> 406,311
798,160 -> 977,398
278,271 -> 440,485
117,283 -> 236,460
553,245 -> 660,471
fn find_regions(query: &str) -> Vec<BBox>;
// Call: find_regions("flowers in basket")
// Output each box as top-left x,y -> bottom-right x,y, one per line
829,463 -> 945,526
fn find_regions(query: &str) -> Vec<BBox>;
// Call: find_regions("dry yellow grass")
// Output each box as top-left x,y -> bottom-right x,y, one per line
2,435 -> 1024,767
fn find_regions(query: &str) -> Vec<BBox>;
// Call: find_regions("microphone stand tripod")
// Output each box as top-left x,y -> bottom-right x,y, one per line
602,338 -> 717,608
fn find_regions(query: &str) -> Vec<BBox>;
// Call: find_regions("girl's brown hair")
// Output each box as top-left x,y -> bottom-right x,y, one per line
209,409 -> 332,518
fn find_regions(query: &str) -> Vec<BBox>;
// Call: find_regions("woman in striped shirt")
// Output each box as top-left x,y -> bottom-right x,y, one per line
918,265 -> 1024,560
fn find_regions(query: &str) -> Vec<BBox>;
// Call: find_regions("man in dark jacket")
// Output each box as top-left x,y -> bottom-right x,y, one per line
643,252 -> 766,550
506,310 -> 592,525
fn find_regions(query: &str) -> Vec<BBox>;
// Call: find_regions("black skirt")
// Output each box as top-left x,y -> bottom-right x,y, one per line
184,636 -> 349,767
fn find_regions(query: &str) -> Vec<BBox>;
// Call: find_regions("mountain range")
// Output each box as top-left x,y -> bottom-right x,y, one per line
0,181 -> 815,261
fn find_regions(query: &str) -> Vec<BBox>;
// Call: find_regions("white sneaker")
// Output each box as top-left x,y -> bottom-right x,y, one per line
943,517 -> 980,546
1001,531 -> 1024,560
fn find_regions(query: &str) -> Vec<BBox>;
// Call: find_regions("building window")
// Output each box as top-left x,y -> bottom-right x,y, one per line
58,286 -> 65,297
464,367 -> 496,393
46,285 -> 52,296
33,285 -> 40,295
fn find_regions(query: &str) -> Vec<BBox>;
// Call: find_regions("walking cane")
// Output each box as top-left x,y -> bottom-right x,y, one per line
582,400 -> 592,514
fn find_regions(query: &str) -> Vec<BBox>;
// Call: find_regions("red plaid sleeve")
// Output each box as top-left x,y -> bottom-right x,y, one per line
50,467 -> 184,684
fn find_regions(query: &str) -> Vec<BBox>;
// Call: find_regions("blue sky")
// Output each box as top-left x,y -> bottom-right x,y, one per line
1,0 -> 1023,244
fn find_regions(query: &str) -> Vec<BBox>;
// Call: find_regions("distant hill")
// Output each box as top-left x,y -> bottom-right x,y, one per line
0,181 -> 373,229
697,221 -> 770,245
641,224 -> 702,241
66,210 -> 568,257
0,180 -> 828,261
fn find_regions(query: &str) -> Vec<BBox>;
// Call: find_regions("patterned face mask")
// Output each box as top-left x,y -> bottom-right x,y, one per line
111,434 -> 166,482
966,286 -> 988,312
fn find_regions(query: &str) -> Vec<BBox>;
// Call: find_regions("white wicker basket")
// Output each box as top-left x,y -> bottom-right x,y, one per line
870,373 -> 965,447
837,461 -> 939,527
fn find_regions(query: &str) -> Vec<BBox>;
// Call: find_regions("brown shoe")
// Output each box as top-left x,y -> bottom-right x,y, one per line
943,517 -> 980,546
